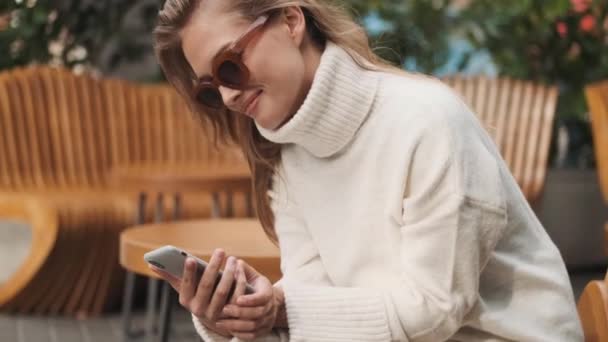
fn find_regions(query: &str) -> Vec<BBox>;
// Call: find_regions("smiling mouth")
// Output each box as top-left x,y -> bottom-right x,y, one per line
244,90 -> 262,117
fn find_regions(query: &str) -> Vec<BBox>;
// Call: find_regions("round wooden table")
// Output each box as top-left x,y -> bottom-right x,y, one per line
119,219 -> 281,282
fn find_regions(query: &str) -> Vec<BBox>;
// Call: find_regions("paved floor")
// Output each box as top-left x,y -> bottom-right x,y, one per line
0,221 -> 31,284
0,308 -> 200,342
0,270 -> 602,342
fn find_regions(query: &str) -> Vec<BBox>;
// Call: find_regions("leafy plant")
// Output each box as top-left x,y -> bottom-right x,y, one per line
460,0 -> 608,121
0,0 -> 162,75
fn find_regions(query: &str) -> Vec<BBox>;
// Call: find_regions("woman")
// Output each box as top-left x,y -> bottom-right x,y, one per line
151,0 -> 583,341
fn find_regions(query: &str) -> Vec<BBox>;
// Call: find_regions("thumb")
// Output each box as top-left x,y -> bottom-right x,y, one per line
239,259 -> 260,281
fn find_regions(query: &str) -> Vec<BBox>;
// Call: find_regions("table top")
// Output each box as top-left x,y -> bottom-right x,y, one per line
119,219 -> 281,281
109,162 -> 251,193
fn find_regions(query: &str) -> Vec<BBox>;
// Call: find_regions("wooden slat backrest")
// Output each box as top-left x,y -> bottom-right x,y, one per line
0,70 -> 24,189
21,69 -> 56,188
442,75 -> 558,204
0,65 -> 227,190
585,81 -> 608,204
102,78 -> 132,167
12,70 -> 46,188
0,72 -> 10,188
40,67 -> 80,187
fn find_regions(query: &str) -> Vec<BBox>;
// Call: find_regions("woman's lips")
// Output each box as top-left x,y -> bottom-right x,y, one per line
245,91 -> 262,118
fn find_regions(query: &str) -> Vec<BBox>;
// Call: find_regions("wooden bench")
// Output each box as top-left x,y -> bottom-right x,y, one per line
443,75 -> 558,205
0,66 -> 248,316
0,196 -> 58,313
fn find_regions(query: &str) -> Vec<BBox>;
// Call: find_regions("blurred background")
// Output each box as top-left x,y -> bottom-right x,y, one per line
1,0 -> 607,341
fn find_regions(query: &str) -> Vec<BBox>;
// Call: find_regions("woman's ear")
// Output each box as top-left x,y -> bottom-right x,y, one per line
282,6 -> 307,47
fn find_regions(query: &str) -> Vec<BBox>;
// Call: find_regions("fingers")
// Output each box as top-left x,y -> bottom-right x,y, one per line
240,260 -> 261,281
191,249 -> 224,314
236,285 -> 273,307
149,265 -> 181,291
230,260 -> 247,304
206,256 -> 238,320
178,258 -> 197,307
216,318 -> 264,333
223,301 -> 272,320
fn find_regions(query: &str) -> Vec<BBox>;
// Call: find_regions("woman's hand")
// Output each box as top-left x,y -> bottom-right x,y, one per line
216,260 -> 287,341
150,248 -> 244,338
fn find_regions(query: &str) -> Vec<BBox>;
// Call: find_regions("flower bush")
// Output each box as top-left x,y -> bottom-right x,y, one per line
460,0 -> 608,121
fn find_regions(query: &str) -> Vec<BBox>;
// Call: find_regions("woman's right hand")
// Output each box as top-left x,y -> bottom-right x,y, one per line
149,248 -> 249,338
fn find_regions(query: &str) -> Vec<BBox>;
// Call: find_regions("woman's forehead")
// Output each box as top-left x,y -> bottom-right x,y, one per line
180,10 -> 247,79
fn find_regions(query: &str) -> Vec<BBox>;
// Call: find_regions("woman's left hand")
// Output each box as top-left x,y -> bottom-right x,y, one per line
216,260 -> 286,340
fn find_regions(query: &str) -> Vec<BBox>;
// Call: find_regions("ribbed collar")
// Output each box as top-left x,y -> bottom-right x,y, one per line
255,42 -> 379,158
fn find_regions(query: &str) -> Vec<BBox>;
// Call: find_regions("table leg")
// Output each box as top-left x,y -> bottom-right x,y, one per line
246,190 -> 254,218
121,192 -> 148,340
145,192 -> 165,340
157,281 -> 176,342
226,192 -> 233,217
146,278 -> 160,340
211,192 -> 221,218
155,192 -> 164,222
173,193 -> 181,220
121,271 -> 141,341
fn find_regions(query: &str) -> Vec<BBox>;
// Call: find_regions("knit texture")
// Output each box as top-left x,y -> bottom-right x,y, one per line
193,42 -> 583,342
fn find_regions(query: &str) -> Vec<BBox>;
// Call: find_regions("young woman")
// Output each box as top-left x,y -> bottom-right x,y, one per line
150,0 -> 583,341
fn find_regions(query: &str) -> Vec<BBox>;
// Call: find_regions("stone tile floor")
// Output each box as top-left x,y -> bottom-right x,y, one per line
0,308 -> 200,342
0,270 -> 602,342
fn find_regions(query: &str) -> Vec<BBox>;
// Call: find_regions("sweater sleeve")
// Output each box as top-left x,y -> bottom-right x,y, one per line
191,314 -> 290,342
280,105 -> 509,342
191,167 -> 332,342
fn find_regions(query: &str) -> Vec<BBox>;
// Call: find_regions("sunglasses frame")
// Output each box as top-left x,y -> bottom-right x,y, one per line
193,15 -> 270,109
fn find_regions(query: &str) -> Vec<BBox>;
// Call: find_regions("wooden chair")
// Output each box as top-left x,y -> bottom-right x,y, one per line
442,75 -> 558,205
578,270 -> 608,341
0,66 -> 249,316
585,81 -> 608,254
0,196 -> 57,311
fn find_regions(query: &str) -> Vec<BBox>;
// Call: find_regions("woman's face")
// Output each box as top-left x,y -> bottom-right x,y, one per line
180,1 -> 319,130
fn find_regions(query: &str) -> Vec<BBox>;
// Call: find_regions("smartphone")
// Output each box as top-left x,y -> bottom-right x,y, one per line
144,245 -> 255,297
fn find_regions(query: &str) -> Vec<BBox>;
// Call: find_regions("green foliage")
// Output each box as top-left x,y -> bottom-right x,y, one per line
0,0 -> 162,73
459,0 -> 608,120
345,0 -> 456,73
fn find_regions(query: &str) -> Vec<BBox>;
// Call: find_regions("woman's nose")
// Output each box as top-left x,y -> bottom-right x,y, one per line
218,86 -> 242,110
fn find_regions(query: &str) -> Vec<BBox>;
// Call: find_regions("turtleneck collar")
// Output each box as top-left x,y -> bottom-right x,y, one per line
255,42 -> 380,158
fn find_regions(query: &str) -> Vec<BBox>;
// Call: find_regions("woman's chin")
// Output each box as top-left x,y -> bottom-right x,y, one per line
253,105 -> 293,131
254,116 -> 279,131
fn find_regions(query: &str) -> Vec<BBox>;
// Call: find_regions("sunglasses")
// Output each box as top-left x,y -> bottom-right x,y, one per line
193,15 -> 270,110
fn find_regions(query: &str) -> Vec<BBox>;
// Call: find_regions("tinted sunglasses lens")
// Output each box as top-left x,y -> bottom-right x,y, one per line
197,87 -> 223,109
217,60 -> 245,86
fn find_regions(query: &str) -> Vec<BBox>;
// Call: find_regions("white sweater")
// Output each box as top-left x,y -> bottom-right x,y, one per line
193,42 -> 583,341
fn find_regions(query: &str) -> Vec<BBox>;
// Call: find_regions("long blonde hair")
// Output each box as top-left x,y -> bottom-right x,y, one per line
154,0 -> 400,243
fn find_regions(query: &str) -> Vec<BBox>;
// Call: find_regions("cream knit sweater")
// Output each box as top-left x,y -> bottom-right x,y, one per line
193,42 -> 583,341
